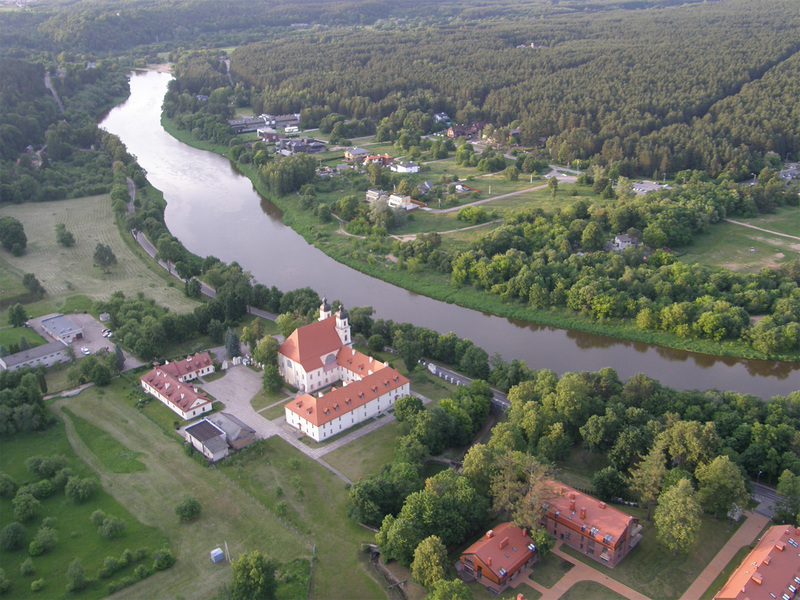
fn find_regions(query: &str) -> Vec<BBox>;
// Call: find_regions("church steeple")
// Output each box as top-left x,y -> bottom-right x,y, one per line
335,304 -> 351,346
319,295 -> 332,321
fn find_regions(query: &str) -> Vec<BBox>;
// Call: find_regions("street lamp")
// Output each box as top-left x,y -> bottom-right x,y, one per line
756,470 -> 763,486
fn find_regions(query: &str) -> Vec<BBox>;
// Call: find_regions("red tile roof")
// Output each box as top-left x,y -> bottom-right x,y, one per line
279,318 -> 344,372
337,347 -> 384,376
715,525 -> 800,600
544,481 -> 635,549
140,368 -> 211,413
159,352 -> 213,380
285,368 -> 409,427
461,523 -> 536,580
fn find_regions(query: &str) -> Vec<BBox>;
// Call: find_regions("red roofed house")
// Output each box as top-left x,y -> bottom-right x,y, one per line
457,523 -> 538,593
280,299 -> 410,441
714,525 -> 800,600
140,353 -> 215,420
542,481 -> 642,568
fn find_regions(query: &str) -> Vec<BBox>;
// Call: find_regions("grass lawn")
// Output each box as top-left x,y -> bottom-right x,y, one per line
559,506 -> 741,600
726,204 -> 800,236
216,436 -> 389,599
559,581 -> 627,600
0,264 -> 28,304
0,325 -> 46,350
50,380 -> 311,599
61,406 -> 146,473
529,552 -> 574,588
0,195 -> 199,312
44,360 -> 73,395
677,217 -> 799,273
405,368 -> 458,402
0,416 -> 169,600
259,399 -> 292,420
324,420 -> 401,480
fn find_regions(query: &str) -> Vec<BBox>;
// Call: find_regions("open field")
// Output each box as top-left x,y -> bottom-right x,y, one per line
325,420 -> 401,481
217,437 -> 388,599
0,414 -> 169,600
559,581 -> 628,600
50,380 -> 311,600
559,505 -> 741,600
0,195 -> 199,312
727,204 -> 800,236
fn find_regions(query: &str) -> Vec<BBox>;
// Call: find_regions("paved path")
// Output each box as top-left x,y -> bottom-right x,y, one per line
522,543 -> 650,600
678,511 -> 769,600
724,219 -> 800,241
44,71 -> 65,114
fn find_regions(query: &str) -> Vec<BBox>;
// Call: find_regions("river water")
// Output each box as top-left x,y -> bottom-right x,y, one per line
100,70 -> 799,398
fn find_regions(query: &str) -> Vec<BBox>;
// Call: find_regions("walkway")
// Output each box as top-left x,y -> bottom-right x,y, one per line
678,511 -> 769,600
521,543 -> 650,600
724,219 -> 800,241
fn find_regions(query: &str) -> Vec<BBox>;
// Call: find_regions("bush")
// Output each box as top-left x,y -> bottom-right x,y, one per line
133,548 -> 148,562
65,476 -> 96,503
20,558 -> 35,576
30,578 -> 45,592
134,564 -> 150,580
120,548 -> 133,567
0,568 -> 10,594
0,473 -> 18,498
40,517 -> 56,528
12,492 -> 40,522
28,527 -> 57,556
98,556 -> 120,579
65,559 -> 87,593
174,495 -> 202,522
98,516 -> 126,539
51,468 -> 75,489
152,548 -> 175,571
90,509 -> 107,527
26,456 -> 68,479
29,480 -> 54,500
0,522 -> 26,551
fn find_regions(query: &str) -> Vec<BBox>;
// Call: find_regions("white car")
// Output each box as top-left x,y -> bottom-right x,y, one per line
81,347 -> 90,355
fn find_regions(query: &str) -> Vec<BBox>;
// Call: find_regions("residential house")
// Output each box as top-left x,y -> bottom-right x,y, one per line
279,299 -> 410,442
363,154 -> 393,167
457,523 -> 538,593
0,341 -> 70,372
714,525 -> 800,600
434,112 -> 450,123
184,419 -> 228,462
140,353 -> 215,420
447,125 -> 468,139
390,162 -> 419,174
207,412 -> 256,450
366,189 -> 389,204
344,148 -> 370,162
41,314 -> 83,343
417,181 -> 435,195
542,481 -> 642,567
227,116 -> 268,133
612,234 -> 637,251
257,127 -> 282,143
274,113 -> 301,128
277,138 -> 325,155
387,194 -> 415,211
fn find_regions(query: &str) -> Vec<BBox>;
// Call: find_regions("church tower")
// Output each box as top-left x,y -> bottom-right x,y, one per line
319,295 -> 331,321
335,305 -> 351,346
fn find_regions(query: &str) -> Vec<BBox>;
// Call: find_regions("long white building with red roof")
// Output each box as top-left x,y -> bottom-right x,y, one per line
279,299 -> 410,442
140,352 -> 215,420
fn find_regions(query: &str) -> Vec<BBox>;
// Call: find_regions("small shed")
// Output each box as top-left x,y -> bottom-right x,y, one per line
210,548 -> 225,563
99,313 -> 110,322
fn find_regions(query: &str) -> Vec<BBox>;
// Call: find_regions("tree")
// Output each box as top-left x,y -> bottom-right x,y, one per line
262,364 -> 284,394
114,344 -> 125,372
776,469 -> 800,524
175,495 -> 202,522
0,216 -> 26,254
12,492 -> 40,522
395,338 -> 421,372
93,243 -> 117,273
696,456 -> 749,519
581,221 -> 605,251
654,478 -> 701,555
225,328 -> 241,359
240,318 -> 267,350
55,223 -> 75,247
547,176 -> 558,199
630,445 -> 667,520
0,522 -> 25,551
393,395 -> 423,422
592,466 -> 628,501
65,559 -> 87,592
65,476 -> 97,503
7,304 -> 26,328
411,535 -> 448,588
229,551 -> 278,600
22,273 -> 45,297
428,579 -> 473,600
253,336 -> 280,366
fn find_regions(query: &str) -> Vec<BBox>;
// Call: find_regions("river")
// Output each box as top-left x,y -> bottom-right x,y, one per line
99,70 -> 799,398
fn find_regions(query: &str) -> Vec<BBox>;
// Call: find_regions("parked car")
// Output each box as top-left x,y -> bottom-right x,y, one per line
81,347 -> 90,355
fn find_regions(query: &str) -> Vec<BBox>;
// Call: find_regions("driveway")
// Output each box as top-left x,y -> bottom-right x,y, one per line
200,366 -> 272,437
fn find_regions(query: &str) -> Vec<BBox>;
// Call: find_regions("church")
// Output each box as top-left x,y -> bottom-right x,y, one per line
279,298 -> 410,442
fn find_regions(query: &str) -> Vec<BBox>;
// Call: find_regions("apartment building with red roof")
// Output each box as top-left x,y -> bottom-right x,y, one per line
140,367 -> 212,420
542,481 -> 642,568
714,525 -> 800,600
159,352 -> 215,382
280,298 -> 410,441
457,523 -> 538,593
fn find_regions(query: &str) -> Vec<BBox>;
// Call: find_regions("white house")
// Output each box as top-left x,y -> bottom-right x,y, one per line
0,341 -> 70,372
387,194 -> 415,211
40,314 -> 83,343
279,298 -> 410,441
391,161 -> 419,174
612,235 -> 637,251
140,353 -> 215,420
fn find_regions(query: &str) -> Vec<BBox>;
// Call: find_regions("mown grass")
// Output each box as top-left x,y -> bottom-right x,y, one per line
697,544 -> 752,600
559,505 -> 741,600
60,406 -> 147,473
726,204 -> 800,236
528,552 -> 574,588
0,325 -> 46,350
217,437 -> 388,599
0,195 -> 198,312
324,420 -> 401,481
559,581 -> 627,600
52,379 -> 311,600
0,417 -> 169,600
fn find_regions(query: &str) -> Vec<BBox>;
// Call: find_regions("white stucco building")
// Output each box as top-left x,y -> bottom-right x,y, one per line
140,352 -> 215,420
279,299 -> 410,441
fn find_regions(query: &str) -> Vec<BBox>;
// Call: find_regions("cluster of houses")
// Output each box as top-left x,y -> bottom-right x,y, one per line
365,189 -> 420,211
227,113 -> 300,134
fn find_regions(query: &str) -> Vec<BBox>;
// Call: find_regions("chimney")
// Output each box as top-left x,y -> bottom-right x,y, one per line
570,500 -> 575,512
517,595 -> 525,600
751,572 -> 763,585
522,528 -> 527,537
580,508 -> 586,520
599,502 -> 606,509
569,492 -> 576,499
776,542 -> 786,552
487,557 -> 492,566
499,537 -> 509,549
486,530 -> 494,539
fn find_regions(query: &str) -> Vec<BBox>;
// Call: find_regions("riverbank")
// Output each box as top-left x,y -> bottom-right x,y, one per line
158,115 -> 800,365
